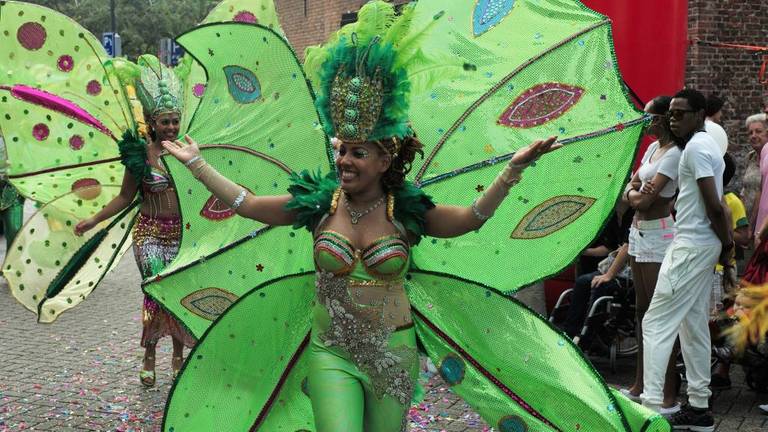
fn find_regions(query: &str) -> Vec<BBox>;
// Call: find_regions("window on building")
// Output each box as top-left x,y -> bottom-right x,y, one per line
341,2 -> 407,27
340,11 -> 357,26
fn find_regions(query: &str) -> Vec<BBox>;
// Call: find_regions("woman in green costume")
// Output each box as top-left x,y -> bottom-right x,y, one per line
75,63 -> 195,387
161,23 -> 558,428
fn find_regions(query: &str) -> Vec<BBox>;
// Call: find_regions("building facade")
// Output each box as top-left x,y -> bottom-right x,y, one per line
687,0 -> 768,166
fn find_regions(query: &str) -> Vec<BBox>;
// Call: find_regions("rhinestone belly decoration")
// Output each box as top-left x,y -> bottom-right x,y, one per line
315,271 -> 415,404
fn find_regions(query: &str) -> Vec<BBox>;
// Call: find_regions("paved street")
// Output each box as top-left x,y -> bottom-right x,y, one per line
1,246 -> 767,431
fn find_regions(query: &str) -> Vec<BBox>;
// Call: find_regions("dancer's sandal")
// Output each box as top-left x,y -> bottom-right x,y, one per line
172,356 -> 184,380
139,369 -> 156,387
140,355 -> 156,387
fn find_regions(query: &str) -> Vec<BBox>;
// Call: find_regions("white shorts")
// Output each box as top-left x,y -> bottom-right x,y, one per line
628,216 -> 675,263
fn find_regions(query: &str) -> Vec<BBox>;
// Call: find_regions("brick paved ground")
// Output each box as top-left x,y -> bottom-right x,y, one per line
1,248 -> 767,431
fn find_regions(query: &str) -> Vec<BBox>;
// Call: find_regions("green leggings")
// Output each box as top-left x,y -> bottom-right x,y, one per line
308,328 -> 418,432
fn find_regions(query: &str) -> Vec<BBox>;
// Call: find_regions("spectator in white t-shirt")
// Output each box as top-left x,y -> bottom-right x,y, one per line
640,89 -> 732,431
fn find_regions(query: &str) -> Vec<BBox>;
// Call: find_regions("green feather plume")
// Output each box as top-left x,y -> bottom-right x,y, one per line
117,129 -> 150,186
353,1 -> 396,48
285,170 -> 434,243
285,170 -> 339,232
103,57 -> 141,88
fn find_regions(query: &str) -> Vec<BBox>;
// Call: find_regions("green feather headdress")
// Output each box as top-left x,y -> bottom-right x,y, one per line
134,54 -> 184,118
305,1 -> 421,145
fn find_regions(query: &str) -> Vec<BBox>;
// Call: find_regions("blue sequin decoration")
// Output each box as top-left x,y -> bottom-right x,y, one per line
439,354 -> 465,385
223,65 -> 261,104
498,415 -> 527,432
473,0 -> 515,36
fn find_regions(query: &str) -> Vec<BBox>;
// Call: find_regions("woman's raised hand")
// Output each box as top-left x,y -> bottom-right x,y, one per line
161,134 -> 201,165
74,217 -> 97,236
510,136 -> 561,167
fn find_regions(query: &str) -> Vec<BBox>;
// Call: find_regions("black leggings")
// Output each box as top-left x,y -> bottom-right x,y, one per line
561,271 -> 624,338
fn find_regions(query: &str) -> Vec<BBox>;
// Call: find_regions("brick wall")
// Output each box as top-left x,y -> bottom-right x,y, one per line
274,0 -> 364,58
686,0 -> 768,180
275,0 -> 408,58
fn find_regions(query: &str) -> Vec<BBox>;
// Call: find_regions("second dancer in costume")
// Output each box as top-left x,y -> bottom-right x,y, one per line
75,63 -> 195,387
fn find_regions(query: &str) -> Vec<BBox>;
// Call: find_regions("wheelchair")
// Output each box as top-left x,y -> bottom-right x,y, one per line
549,276 -> 638,372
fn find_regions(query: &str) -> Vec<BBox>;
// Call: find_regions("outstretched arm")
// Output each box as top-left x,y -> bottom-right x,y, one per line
425,136 -> 560,238
163,135 -> 296,226
75,170 -> 138,236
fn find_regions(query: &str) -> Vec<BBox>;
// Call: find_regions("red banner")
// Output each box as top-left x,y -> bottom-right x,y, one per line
582,0 -> 688,104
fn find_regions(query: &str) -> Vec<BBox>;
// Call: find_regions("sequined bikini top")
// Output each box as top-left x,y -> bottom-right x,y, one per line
142,167 -> 172,194
314,230 -> 409,279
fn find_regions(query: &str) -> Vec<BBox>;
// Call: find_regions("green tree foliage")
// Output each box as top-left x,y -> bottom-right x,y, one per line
23,0 -> 220,58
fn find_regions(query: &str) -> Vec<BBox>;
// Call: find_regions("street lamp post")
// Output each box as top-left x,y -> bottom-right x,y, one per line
110,0 -> 116,34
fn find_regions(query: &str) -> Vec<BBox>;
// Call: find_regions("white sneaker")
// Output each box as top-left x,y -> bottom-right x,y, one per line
659,402 -> 681,417
759,404 -> 768,414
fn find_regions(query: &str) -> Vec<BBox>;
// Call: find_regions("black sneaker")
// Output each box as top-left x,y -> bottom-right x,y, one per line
668,404 -> 714,431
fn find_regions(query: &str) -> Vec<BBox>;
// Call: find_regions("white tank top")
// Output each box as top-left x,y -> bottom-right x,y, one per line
636,141 -> 681,198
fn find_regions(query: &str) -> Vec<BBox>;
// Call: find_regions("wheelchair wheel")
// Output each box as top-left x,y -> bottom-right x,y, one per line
609,332 -> 638,373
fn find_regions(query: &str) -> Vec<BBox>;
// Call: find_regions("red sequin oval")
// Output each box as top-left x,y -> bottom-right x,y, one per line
69,135 -> 84,150
17,22 -> 46,50
57,55 -> 74,72
86,80 -> 102,96
32,123 -> 49,141
498,82 -> 584,129
233,11 -> 257,23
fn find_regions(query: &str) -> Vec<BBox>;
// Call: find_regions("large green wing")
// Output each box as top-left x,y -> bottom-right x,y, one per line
143,22 -> 329,338
0,1 -> 129,206
3,185 -> 137,322
404,0 -> 644,293
407,271 -> 668,432
162,273 -> 315,432
161,270 -> 669,432
0,1 -> 142,322
179,0 -> 286,133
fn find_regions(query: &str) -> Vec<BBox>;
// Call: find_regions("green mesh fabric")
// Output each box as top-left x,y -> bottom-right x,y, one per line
162,273 -> 315,432
0,1 -> 128,204
404,0 -> 644,293
142,22 -> 329,337
407,271 -> 667,432
162,270 -> 667,432
179,0 -> 286,133
155,1 -> 665,431
3,186 -> 137,323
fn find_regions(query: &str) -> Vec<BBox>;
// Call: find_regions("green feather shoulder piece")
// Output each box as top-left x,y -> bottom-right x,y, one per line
285,170 -> 339,232
285,171 -> 434,241
117,129 -> 150,186
393,182 -> 434,244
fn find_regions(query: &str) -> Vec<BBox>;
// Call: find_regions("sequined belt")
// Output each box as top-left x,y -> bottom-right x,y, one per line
346,278 -> 412,330
133,213 -> 181,244
314,271 -> 416,405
